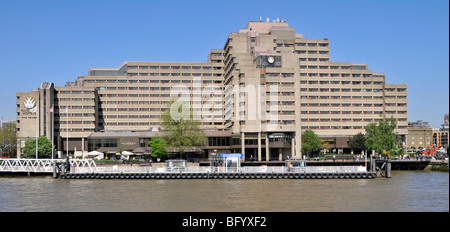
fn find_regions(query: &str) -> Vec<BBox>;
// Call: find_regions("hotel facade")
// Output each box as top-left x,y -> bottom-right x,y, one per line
16,19 -> 408,160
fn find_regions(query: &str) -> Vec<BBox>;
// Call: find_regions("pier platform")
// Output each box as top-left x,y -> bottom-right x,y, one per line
57,171 -> 378,180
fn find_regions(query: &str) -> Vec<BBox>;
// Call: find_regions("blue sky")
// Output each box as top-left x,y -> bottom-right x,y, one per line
0,0 -> 448,126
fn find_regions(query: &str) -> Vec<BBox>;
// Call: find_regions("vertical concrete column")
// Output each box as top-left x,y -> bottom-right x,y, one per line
257,132 -> 262,162
81,138 -> 85,157
265,136 -> 270,161
278,148 -> 282,161
291,138 -> 295,159
295,132 -> 302,159
241,132 -> 245,161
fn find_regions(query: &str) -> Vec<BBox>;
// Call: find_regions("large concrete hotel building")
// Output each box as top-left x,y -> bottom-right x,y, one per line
16,19 -> 408,160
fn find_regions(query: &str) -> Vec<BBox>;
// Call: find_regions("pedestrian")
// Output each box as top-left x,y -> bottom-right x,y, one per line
333,155 -> 336,162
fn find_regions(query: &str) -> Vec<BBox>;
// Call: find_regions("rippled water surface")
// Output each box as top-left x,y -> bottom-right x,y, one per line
0,171 -> 448,212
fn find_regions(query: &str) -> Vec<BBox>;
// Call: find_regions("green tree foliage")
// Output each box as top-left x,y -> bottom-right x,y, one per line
301,129 -> 321,157
0,122 -> 17,157
348,132 -> 367,154
160,99 -> 206,158
148,137 -> 167,158
23,136 -> 55,158
365,116 -> 399,154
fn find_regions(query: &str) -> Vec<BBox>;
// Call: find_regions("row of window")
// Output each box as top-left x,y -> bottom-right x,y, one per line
301,88 -> 383,92
301,118 -> 407,122
58,121 -> 95,124
276,42 -> 329,47
101,122 -> 222,126
298,58 -> 329,62
59,91 -> 94,94
301,125 -> 407,130
58,128 -> 95,132
97,86 -> 223,91
299,64 -> 352,69
301,80 -> 383,85
301,103 -> 386,107
300,73 -> 373,78
128,73 -> 223,77
296,50 -> 329,54
127,65 -> 221,70
301,95 -> 404,99
103,108 -> 224,113
300,110 -> 407,114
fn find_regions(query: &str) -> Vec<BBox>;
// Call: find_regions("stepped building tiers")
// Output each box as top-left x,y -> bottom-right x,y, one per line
16,19 -> 408,160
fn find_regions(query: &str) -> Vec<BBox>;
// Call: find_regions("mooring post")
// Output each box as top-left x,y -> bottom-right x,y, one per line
53,162 -> 57,178
385,160 -> 391,178
370,155 -> 373,172
372,150 -> 377,173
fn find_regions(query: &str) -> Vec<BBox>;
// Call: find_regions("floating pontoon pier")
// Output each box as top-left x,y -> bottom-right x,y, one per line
53,158 -> 380,179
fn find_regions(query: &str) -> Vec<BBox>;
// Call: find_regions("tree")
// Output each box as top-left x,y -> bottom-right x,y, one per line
160,99 -> 207,158
0,122 -> 17,157
148,137 -> 167,158
301,130 -> 321,158
23,136 -> 55,158
365,116 -> 399,155
117,138 -> 128,154
348,132 -> 367,154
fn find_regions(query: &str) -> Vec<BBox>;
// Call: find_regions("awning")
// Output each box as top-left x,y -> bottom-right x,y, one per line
121,151 -> 134,156
86,151 -> 103,156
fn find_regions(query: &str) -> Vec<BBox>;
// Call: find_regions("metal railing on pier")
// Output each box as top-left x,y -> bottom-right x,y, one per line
72,165 -> 367,174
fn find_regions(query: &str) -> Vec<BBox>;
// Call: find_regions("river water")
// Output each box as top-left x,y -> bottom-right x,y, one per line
0,170 -> 448,212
